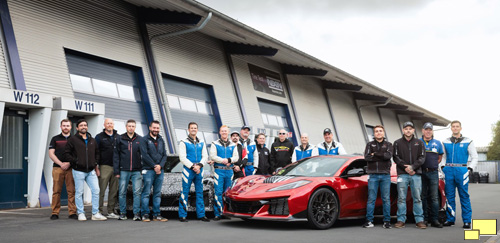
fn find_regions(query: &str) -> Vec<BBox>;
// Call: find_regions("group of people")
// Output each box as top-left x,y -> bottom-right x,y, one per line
48,117 -> 477,229
49,118 -> 168,222
363,120 -> 477,230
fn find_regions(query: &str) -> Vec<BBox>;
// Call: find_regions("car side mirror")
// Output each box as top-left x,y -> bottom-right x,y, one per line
341,168 -> 365,178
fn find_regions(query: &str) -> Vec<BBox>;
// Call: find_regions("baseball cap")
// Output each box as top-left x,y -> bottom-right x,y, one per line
403,121 -> 414,128
241,125 -> 251,131
323,128 -> 332,134
423,122 -> 433,130
230,131 -> 240,136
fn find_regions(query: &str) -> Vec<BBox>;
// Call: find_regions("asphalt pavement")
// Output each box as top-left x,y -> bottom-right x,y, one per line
0,183 -> 498,243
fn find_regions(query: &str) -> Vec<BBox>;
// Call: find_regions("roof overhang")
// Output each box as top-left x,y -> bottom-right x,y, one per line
322,80 -> 362,91
223,41 -> 278,56
353,93 -> 388,102
281,64 -> 328,76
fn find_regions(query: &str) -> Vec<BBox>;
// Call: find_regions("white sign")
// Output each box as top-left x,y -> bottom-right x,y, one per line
53,97 -> 105,115
0,87 -> 52,108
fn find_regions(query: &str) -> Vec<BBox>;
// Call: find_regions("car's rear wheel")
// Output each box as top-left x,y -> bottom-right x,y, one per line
307,188 -> 339,229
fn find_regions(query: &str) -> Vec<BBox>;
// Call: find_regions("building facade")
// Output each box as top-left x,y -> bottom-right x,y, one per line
0,0 -> 449,209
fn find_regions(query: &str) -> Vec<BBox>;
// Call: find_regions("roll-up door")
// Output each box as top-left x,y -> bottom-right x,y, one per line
163,77 -> 219,148
258,100 -> 295,148
65,51 -> 149,136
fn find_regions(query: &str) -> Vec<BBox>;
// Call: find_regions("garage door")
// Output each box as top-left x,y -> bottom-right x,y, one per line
258,100 -> 295,147
65,51 -> 150,136
163,77 -> 219,149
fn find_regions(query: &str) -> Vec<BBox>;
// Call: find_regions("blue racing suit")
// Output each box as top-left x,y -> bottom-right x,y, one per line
312,141 -> 347,156
291,144 -> 314,162
240,138 -> 258,176
178,136 -> 208,219
441,135 -> 478,223
210,139 -> 239,217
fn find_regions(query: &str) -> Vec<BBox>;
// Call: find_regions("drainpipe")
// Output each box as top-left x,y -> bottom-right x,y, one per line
322,88 -> 340,142
355,97 -> 393,143
141,12 -> 212,153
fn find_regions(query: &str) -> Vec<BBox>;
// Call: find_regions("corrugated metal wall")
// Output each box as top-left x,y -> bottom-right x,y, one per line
327,89 -> 366,154
287,76 -> 334,145
380,108 -> 402,142
0,35 -> 10,88
476,161 -> 498,183
7,0 -> 160,120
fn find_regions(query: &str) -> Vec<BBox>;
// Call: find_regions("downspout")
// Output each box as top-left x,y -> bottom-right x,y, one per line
143,12 -> 212,153
355,97 -> 393,143
322,88 -> 340,142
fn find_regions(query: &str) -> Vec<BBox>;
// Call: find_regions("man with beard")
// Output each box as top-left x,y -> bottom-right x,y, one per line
231,131 -> 247,179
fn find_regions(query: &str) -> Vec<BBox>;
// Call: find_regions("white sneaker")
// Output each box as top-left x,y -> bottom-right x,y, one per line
78,213 -> 87,221
107,213 -> 119,219
91,212 -> 108,221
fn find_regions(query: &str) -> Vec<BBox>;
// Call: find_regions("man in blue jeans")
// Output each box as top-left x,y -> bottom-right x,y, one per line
363,125 -> 393,229
113,119 -> 142,221
420,122 -> 444,228
393,121 -> 426,229
140,120 -> 168,222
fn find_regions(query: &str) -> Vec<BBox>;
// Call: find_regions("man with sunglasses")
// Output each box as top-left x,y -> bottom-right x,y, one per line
270,129 -> 294,172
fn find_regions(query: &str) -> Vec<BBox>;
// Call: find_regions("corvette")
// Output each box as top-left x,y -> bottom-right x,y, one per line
223,155 -> 446,229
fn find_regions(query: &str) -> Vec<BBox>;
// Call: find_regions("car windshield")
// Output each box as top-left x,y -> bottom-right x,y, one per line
276,156 -> 348,177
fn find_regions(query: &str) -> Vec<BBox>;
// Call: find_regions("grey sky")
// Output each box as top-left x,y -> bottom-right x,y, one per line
198,0 -> 500,146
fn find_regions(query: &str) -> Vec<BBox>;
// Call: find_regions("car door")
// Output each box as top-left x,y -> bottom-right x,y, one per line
337,159 -> 369,218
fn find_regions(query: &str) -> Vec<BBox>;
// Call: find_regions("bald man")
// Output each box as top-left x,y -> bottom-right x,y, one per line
292,133 -> 314,162
95,118 -> 119,218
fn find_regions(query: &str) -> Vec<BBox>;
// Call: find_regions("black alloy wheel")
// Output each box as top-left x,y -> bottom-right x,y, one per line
307,188 -> 339,229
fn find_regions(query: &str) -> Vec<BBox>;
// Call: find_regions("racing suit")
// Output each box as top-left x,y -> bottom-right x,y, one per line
209,139 -> 239,217
441,135 -> 478,224
240,138 -> 258,176
178,136 -> 208,219
291,144 -> 314,162
312,141 -> 347,156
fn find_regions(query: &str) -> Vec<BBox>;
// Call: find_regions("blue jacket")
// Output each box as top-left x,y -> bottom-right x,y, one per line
442,135 -> 478,170
140,133 -> 167,170
292,144 -> 314,162
179,136 -> 208,168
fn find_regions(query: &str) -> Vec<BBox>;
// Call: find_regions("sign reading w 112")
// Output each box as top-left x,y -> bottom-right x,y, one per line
13,90 -> 40,105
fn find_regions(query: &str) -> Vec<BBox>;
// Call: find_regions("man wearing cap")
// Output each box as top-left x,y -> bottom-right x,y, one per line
231,130 -> 247,179
240,126 -> 258,176
420,122 -> 444,228
292,133 -> 314,162
312,128 -> 347,156
270,129 -> 294,172
392,121 -> 426,229
441,120 -> 478,229
209,125 -> 239,220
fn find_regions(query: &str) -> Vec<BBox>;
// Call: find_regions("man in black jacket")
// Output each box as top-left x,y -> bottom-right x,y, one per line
113,119 -> 142,221
270,129 -> 294,172
393,121 -> 426,229
255,133 -> 271,175
139,120 -> 168,222
231,131 -> 247,179
64,119 -> 106,221
363,125 -> 393,229
95,118 -> 119,219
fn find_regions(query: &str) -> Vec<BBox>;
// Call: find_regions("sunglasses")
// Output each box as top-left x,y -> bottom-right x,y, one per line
279,133 -> 286,135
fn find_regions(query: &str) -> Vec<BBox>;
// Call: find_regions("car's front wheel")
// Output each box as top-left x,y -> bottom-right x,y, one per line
306,188 -> 339,229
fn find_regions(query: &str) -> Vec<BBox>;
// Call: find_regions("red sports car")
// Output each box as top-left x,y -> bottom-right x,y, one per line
223,155 -> 446,229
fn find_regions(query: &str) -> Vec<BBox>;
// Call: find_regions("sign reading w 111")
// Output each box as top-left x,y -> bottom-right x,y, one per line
248,64 -> 286,98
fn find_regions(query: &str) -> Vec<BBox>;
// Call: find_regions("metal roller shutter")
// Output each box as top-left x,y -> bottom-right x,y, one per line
258,100 -> 292,147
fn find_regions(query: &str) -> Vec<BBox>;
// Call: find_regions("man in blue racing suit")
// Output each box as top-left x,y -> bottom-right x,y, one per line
209,125 -> 239,221
178,122 -> 210,222
441,120 -> 478,229
239,126 -> 258,176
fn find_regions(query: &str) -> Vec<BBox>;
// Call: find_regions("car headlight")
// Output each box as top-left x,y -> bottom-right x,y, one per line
267,180 -> 311,192
230,178 -> 239,189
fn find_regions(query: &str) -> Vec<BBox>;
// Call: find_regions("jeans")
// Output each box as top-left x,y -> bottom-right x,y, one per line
98,165 -> 118,214
119,171 -> 143,215
72,169 -> 100,215
421,170 -> 439,222
397,174 -> 424,223
366,174 -> 391,222
141,170 -> 164,216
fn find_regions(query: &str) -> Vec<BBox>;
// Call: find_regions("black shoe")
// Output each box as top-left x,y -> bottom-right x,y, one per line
463,223 -> 471,229
179,217 -> 188,222
431,220 -> 443,228
50,214 -> 59,220
68,214 -> 78,220
213,216 -> 221,221
220,215 -> 231,220
199,217 -> 210,222
443,221 -> 455,226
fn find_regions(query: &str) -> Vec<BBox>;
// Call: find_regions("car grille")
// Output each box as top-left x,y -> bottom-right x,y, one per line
268,197 -> 289,215
227,201 -> 262,214
263,176 -> 295,184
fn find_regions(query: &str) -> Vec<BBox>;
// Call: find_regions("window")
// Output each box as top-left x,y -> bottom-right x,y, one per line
70,74 -> 93,93
366,125 -> 375,141
117,84 -> 135,100
203,132 -> 218,145
268,115 -> 279,126
167,95 -> 180,109
178,97 -> 197,112
175,129 -> 188,142
93,79 -> 119,97
196,100 -> 208,114
261,114 -> 268,125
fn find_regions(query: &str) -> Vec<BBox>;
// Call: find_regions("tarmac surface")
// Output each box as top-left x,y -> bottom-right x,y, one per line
0,183 -> 499,243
